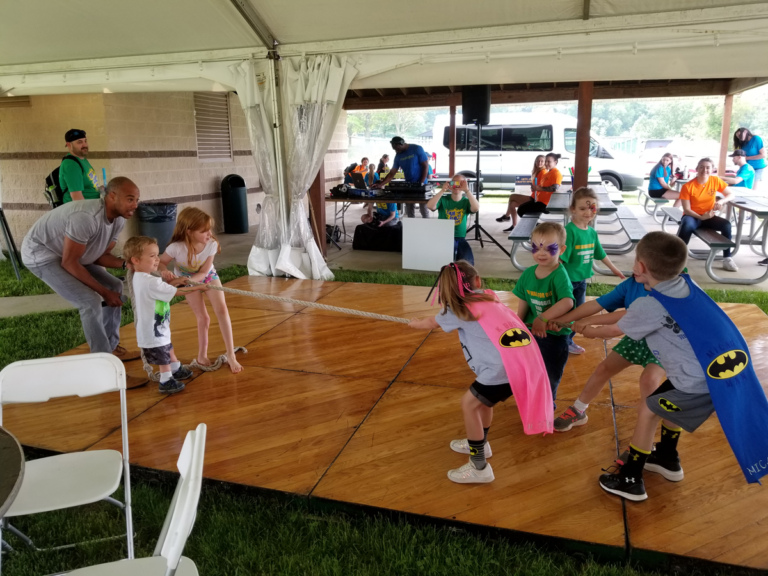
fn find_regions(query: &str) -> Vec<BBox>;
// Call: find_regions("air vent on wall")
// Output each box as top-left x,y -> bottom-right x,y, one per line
193,92 -> 232,162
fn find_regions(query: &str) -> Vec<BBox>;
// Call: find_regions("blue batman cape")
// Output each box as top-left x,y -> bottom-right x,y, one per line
650,274 -> 768,484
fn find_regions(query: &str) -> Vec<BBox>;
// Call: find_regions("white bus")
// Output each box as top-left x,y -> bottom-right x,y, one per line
431,113 -> 644,191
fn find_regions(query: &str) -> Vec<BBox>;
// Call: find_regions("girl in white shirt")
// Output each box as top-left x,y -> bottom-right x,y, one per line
161,207 -> 243,373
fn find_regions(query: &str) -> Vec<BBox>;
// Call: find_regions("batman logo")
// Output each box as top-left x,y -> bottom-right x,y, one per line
658,397 -> 682,413
707,350 -> 748,380
499,328 -> 531,348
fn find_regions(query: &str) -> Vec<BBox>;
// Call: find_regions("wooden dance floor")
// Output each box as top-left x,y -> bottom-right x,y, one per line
5,277 -> 768,570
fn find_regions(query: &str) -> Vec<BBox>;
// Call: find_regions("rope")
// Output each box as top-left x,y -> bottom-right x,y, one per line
183,279 -> 411,324
125,270 -> 247,382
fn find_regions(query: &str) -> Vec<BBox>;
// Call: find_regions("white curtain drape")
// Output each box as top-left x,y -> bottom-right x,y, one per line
231,59 -> 284,276
275,54 -> 357,280
233,55 -> 356,279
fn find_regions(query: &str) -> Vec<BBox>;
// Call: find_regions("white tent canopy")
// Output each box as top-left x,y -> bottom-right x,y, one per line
2,0 -> 767,278
2,1 -> 768,94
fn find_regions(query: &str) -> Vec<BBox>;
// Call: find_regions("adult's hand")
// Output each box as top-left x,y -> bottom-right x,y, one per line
102,289 -> 124,307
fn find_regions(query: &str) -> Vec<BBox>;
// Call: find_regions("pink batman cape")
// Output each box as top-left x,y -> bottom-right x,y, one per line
467,293 -> 553,435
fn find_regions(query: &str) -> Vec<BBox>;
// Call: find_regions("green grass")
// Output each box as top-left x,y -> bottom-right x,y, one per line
0,264 -> 762,575
0,259 -> 53,297
3,480 -> 672,576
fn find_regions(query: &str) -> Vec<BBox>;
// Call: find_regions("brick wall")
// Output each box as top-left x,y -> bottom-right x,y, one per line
0,93 -> 348,250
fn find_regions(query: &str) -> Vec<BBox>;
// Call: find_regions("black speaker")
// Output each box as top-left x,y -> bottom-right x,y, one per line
462,85 -> 491,125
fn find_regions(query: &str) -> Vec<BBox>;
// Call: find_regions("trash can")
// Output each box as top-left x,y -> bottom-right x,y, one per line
136,202 -> 177,253
221,174 -> 249,234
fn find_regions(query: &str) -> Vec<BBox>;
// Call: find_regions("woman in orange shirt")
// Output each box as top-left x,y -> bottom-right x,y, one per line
497,155 -> 546,231
515,153 -> 563,224
678,157 -> 739,271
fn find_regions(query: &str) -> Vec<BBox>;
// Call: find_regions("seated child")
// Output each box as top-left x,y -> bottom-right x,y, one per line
426,174 -> 480,265
124,236 -> 207,394
409,261 -> 552,484
512,222 -> 574,406
548,275 -> 666,432
362,202 -> 399,227
578,232 -> 768,501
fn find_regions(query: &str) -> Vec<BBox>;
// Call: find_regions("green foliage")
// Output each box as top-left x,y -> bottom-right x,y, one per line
0,260 -> 53,297
1,481 -> 670,576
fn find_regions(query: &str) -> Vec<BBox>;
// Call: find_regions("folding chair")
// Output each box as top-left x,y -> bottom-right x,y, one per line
0,353 -> 134,562
64,423 -> 206,576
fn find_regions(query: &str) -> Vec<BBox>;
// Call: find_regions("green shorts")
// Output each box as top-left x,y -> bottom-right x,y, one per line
611,335 -> 662,368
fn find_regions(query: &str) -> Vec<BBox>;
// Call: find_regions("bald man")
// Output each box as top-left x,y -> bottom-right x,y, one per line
22,177 -> 147,387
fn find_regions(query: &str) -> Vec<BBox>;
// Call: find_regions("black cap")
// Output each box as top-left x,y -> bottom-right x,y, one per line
65,129 -> 86,143
390,136 -> 405,146
730,149 -> 746,157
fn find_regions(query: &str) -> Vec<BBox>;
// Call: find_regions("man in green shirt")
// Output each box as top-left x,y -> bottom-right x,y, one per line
426,174 -> 480,264
61,128 -> 101,203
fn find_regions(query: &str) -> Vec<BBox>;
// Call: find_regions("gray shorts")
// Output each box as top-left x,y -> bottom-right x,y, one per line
646,379 -> 714,433
141,343 -> 173,366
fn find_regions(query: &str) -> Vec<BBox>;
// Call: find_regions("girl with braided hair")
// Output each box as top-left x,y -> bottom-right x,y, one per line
409,261 -> 552,484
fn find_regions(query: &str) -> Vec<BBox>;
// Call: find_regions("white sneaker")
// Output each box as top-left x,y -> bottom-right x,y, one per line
722,257 -> 739,272
449,438 -> 492,458
447,461 -> 495,484
568,342 -> 585,355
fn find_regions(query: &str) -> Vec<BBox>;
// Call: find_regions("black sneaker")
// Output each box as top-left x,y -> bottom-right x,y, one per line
759,258 -> 768,266
644,449 -> 684,482
599,472 -> 647,501
172,365 -> 194,380
495,215 -> 511,222
503,225 -> 515,232
159,377 -> 185,394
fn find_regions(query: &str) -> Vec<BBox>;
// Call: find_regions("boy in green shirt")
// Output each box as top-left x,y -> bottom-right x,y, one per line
512,221 -> 574,405
61,128 -> 101,203
426,174 -> 480,264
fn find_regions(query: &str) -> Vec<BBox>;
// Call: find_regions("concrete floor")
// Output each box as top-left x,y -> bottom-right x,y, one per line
216,196 -> 768,292
2,195 -> 765,319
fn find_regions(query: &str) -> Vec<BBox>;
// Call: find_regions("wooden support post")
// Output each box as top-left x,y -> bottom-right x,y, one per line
308,163 -> 327,258
719,94 -> 734,176
574,81 -> 594,191
449,105 -> 456,177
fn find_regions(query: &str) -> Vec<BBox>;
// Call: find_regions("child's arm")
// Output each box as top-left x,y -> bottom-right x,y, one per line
548,299 -> 604,328
158,253 -> 175,282
572,310 -> 626,333
378,210 -> 396,227
600,256 -> 626,279
408,316 -> 440,330
579,323 -> 624,340
190,255 -> 215,283
534,297 -> 573,338
167,276 -> 208,293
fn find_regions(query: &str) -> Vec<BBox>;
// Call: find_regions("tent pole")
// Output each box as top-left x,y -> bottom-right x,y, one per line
267,56 -> 291,243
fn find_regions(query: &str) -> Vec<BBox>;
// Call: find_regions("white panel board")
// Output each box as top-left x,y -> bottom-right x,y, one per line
402,218 -> 455,272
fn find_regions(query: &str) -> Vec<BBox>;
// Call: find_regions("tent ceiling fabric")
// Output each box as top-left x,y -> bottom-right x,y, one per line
1,1 -> 768,95
0,0 -> 260,67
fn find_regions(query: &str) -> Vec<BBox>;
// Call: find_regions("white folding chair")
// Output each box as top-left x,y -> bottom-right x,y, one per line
64,423 -> 206,576
0,353 -> 134,560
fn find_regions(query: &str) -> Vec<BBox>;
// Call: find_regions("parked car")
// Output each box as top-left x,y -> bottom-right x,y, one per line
432,113 -> 645,191
639,138 -> 735,179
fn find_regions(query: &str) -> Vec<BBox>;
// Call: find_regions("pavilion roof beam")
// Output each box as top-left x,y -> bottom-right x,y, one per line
583,0 -> 590,20
727,77 -> 768,95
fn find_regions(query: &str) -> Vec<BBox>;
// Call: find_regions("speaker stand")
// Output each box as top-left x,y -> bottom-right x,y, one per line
464,123 -> 510,257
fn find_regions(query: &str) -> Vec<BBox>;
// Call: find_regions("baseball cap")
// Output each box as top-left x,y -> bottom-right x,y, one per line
729,149 -> 746,157
390,136 -> 405,146
65,129 -> 87,143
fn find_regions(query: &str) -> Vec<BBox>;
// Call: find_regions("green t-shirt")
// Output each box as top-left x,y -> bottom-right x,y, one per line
561,222 -> 607,282
436,195 -> 473,238
60,155 -> 100,203
512,263 -> 574,336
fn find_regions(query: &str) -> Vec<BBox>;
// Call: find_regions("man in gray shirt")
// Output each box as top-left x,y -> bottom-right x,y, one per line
22,177 -> 145,387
